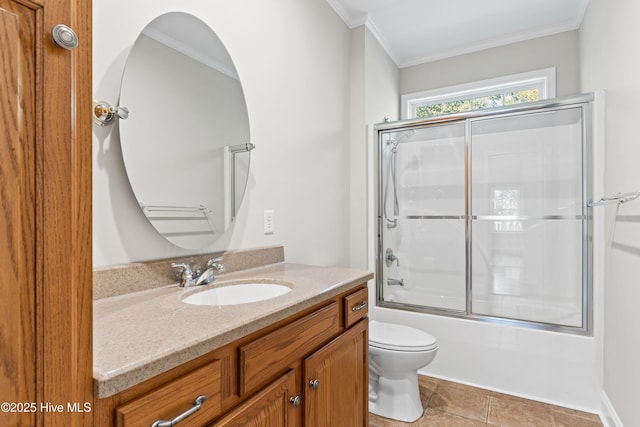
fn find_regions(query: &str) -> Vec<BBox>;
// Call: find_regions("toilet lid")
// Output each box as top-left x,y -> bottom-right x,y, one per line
369,320 -> 438,352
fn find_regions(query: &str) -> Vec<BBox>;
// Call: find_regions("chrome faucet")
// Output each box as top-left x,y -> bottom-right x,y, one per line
172,257 -> 226,288
195,257 -> 226,286
387,278 -> 404,286
385,248 -> 399,267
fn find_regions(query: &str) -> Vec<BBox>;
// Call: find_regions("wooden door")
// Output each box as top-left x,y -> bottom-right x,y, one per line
303,320 -> 368,427
0,0 -> 92,426
1,2 -> 37,425
211,370 -> 299,427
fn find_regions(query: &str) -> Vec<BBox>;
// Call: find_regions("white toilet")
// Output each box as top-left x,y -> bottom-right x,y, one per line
368,320 -> 438,422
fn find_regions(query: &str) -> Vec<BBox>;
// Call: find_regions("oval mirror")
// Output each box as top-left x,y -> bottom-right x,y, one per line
119,12 -> 251,249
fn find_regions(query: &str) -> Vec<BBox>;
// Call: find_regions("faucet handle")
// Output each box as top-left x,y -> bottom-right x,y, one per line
171,262 -> 196,287
171,262 -> 193,276
207,256 -> 223,264
206,257 -> 226,273
385,248 -> 399,267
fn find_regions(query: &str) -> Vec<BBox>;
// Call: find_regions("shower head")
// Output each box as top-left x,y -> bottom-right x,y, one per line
387,129 -> 416,151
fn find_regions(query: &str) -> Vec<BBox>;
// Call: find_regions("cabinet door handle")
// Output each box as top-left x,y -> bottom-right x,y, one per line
151,395 -> 206,427
289,395 -> 301,408
352,301 -> 367,312
309,379 -> 320,390
51,24 -> 79,50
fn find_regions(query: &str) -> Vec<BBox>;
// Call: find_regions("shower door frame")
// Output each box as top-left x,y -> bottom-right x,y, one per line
375,93 -> 594,335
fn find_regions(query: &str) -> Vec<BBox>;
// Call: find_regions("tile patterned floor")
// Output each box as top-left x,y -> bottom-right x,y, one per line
369,376 -> 603,427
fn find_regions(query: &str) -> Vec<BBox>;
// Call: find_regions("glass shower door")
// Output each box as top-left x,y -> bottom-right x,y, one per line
380,123 -> 467,312
469,108 -> 585,327
376,96 -> 592,333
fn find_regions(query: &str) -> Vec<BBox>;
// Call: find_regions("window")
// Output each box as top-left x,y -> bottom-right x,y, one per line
492,188 -> 522,233
401,68 -> 556,119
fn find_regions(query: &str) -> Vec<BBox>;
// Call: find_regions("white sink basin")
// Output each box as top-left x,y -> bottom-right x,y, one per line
182,282 -> 292,306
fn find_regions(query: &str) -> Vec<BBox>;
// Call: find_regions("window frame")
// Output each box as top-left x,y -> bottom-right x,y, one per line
401,67 -> 556,119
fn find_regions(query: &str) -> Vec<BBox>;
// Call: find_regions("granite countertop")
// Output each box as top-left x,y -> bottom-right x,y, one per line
93,262 -> 373,398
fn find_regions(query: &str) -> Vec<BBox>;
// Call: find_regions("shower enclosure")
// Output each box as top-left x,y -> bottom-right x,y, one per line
376,94 -> 593,334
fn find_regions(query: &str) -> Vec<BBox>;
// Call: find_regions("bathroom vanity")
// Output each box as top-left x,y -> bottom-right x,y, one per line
93,256 -> 372,426
92,14 -> 372,423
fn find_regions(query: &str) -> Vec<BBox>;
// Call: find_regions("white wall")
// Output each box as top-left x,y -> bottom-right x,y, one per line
349,26 -> 399,270
349,26 -> 367,270
364,29 -> 400,124
400,30 -> 580,98
93,0 -> 352,267
580,0 -> 640,425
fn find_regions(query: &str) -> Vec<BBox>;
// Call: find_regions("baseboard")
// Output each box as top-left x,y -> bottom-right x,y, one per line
600,391 -> 624,427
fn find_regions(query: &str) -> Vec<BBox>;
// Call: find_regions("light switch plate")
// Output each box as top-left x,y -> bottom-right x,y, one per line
263,210 -> 274,234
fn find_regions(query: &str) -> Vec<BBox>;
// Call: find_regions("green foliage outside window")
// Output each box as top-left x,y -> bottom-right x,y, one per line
415,89 -> 539,118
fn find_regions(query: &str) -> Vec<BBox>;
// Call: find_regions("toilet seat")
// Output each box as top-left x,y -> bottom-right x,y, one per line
370,320 -> 437,352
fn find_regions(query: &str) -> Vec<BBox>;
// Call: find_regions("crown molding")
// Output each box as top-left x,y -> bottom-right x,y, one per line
325,0 -> 367,28
364,16 -> 401,67
399,21 -> 583,68
142,27 -> 239,80
326,0 -> 589,69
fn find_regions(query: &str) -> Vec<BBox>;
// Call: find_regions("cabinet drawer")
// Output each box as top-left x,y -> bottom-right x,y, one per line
116,359 -> 222,427
344,287 -> 368,328
239,302 -> 340,394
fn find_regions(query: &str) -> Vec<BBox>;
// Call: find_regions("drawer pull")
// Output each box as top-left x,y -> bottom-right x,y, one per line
309,379 -> 320,390
151,395 -> 206,427
351,301 -> 367,312
289,395 -> 301,408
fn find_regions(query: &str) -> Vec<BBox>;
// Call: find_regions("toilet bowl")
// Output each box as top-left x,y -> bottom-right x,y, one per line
368,320 -> 438,422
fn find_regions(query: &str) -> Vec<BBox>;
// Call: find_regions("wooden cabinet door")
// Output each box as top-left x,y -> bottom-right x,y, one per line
211,370 -> 299,427
303,320 -> 368,427
1,3 -> 38,426
0,0 -> 92,426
